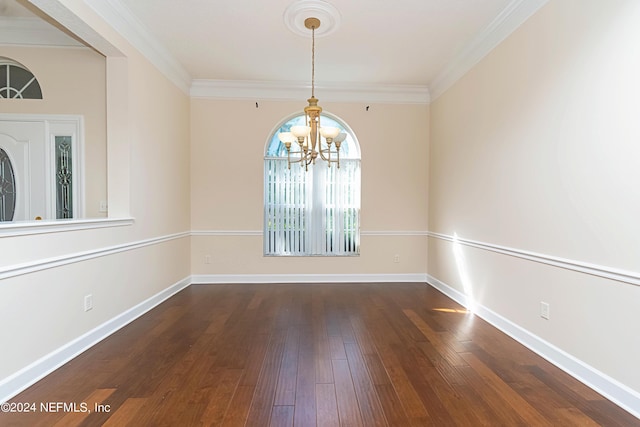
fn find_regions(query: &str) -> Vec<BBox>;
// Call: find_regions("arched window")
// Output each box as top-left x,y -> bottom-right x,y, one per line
0,57 -> 43,99
264,113 -> 361,256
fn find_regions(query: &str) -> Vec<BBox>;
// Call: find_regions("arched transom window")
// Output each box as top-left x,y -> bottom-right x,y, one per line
264,113 -> 361,256
0,57 -> 43,99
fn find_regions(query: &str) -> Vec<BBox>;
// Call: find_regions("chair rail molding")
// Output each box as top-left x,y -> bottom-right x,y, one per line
427,231 -> 640,287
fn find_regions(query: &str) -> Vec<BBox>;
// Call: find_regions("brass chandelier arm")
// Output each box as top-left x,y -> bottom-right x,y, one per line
318,147 -> 341,168
285,144 -> 341,169
285,146 -> 316,170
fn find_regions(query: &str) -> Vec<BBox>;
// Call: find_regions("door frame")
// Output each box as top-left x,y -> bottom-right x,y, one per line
0,113 -> 85,220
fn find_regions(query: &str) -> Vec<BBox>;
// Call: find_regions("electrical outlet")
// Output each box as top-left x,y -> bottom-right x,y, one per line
99,201 -> 108,212
393,254 -> 400,263
540,301 -> 550,320
204,255 -> 211,264
84,294 -> 93,312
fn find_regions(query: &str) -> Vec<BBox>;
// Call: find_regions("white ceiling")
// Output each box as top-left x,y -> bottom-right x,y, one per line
0,0 -> 32,16
117,0 -> 513,87
1,0 -> 548,100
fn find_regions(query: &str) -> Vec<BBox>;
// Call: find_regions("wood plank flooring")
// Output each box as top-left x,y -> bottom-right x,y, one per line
1,283 -> 637,426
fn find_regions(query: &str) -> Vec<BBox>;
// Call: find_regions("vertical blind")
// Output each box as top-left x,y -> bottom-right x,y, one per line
264,158 -> 360,256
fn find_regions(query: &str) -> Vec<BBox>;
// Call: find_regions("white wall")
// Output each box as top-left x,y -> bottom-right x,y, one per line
428,0 -> 640,412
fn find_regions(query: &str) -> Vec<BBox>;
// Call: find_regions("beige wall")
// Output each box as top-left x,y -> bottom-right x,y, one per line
429,0 -> 640,393
1,45 -> 107,218
190,99 -> 429,276
0,1 -> 191,386
7,0 -> 638,414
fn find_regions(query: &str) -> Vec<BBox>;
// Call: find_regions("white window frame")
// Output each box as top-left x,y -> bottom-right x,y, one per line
0,57 -> 43,99
263,113 -> 361,257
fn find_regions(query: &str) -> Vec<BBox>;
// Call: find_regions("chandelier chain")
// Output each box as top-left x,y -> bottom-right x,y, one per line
311,25 -> 315,98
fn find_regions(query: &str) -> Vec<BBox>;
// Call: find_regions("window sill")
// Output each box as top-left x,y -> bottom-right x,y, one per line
0,217 -> 135,237
264,253 -> 360,257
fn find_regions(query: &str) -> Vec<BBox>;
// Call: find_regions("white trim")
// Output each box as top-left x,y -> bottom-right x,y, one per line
0,115 -> 84,222
191,273 -> 428,284
362,230 -> 428,236
190,80 -> 430,105
426,274 -> 472,312
425,274 -> 640,420
0,217 -> 134,238
0,276 -> 190,404
0,17 -> 84,48
191,230 -> 262,236
2,265 -> 638,418
29,0 -> 123,57
0,230 -> 188,280
17,0 -> 546,104
427,231 -> 640,287
429,0 -> 550,101
84,0 -> 191,93
0,114 -> 86,124
191,230 -> 428,237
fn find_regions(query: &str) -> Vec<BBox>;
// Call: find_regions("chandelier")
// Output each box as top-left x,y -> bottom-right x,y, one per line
278,17 -> 346,170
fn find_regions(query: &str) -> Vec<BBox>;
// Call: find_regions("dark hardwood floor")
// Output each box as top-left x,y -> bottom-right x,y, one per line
1,283 -> 637,426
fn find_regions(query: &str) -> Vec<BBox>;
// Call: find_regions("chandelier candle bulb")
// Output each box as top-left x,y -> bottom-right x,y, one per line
320,126 -> 340,139
291,125 -> 311,138
277,132 -> 295,143
334,133 -> 347,151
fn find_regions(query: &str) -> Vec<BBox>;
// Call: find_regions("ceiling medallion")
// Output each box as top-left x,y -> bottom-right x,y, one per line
283,0 -> 341,38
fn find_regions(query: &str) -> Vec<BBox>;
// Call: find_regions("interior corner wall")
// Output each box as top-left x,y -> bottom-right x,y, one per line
0,2 -> 191,399
190,99 -> 429,278
428,0 -> 640,400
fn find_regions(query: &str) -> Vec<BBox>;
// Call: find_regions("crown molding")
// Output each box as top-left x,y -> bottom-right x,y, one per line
0,16 -> 83,47
23,0 -> 545,103
84,0 -> 191,94
190,79 -> 430,104
429,0 -> 550,101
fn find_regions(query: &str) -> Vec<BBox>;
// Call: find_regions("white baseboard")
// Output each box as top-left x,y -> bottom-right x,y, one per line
0,276 -> 191,404
4,272 -> 638,420
426,274 -> 640,420
0,273 -> 422,404
191,273 -> 429,284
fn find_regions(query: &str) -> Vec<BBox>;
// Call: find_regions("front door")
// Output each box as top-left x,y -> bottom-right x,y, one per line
0,120 -> 48,221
